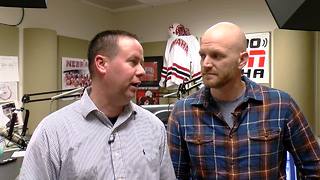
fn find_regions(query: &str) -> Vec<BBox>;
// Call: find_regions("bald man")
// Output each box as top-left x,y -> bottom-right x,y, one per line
167,22 -> 320,179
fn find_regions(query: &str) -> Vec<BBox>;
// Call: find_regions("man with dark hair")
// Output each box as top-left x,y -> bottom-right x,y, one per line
19,30 -> 176,180
167,22 -> 320,179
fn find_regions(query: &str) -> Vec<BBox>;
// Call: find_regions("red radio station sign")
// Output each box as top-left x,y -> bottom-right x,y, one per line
243,32 -> 270,84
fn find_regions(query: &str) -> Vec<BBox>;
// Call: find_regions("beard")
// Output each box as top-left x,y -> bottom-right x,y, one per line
202,73 -> 231,88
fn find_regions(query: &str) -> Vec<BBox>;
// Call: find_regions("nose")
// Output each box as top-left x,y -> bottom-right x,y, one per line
202,56 -> 213,68
136,63 -> 146,77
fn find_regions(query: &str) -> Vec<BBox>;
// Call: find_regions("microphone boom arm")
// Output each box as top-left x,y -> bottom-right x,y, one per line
162,78 -> 203,99
19,87 -> 86,139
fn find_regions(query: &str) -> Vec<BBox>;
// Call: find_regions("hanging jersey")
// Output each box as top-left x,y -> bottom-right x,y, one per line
159,35 -> 202,88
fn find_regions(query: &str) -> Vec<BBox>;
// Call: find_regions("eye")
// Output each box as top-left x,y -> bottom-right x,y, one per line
128,57 -> 145,68
128,58 -> 138,66
199,52 -> 206,60
211,52 -> 224,60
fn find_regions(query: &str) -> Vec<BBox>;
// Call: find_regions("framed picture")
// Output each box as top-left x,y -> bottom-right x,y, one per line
62,57 -> 91,90
136,88 -> 159,105
141,56 -> 163,87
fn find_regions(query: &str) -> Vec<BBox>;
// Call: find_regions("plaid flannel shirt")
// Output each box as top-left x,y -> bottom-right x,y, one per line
167,76 -> 320,179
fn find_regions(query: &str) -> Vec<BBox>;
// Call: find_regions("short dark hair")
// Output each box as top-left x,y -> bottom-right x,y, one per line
87,30 -> 139,77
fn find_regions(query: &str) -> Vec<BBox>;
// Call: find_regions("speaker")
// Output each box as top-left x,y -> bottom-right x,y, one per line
0,0 -> 47,8
265,0 -> 320,31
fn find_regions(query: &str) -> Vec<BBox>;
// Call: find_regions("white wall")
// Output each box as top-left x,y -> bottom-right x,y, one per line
114,0 -> 278,42
0,0 -> 116,116
0,0 -> 277,41
273,30 -> 316,132
0,0 -> 115,40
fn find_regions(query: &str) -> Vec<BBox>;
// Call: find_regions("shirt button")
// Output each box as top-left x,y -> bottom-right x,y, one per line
196,137 -> 202,144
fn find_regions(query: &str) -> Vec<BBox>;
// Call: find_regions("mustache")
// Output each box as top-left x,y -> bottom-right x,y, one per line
202,71 -> 217,75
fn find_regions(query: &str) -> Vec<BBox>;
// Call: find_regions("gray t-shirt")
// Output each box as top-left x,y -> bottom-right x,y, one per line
215,89 -> 245,128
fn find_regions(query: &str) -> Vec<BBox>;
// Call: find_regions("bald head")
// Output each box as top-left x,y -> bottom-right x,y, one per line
202,22 -> 247,52
199,22 -> 249,90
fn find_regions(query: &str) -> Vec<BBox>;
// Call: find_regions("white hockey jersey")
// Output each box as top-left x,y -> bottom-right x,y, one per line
159,23 -> 202,88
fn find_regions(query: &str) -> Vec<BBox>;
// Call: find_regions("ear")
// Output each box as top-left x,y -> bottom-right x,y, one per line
238,51 -> 248,69
95,55 -> 108,74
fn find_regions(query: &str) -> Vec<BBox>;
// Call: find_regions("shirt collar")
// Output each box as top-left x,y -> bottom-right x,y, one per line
79,87 -> 136,120
79,87 -> 97,118
241,76 -> 264,102
190,76 -> 263,107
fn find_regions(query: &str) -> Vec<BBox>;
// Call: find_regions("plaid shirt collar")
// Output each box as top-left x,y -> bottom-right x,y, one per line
190,76 -> 264,108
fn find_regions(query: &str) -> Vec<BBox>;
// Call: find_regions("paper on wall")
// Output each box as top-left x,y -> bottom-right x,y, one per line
0,56 -> 19,82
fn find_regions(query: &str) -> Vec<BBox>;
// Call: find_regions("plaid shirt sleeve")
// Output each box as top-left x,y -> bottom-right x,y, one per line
167,101 -> 191,179
285,97 -> 320,178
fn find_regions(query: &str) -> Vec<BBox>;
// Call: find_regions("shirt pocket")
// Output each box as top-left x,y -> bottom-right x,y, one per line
248,129 -> 282,171
185,135 -> 214,145
249,129 -> 281,141
184,135 -> 215,171
141,145 -> 160,172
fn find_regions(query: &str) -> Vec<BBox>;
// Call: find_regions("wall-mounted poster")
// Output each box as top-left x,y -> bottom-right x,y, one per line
244,32 -> 270,84
141,56 -> 163,87
0,56 -> 19,82
0,82 -> 17,102
136,88 -> 159,105
0,56 -> 19,104
61,57 -> 91,90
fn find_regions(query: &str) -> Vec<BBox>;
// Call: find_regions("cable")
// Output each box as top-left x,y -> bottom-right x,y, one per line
0,8 -> 24,26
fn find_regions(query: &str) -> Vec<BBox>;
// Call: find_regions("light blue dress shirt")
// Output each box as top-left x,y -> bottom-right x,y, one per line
19,88 -> 176,180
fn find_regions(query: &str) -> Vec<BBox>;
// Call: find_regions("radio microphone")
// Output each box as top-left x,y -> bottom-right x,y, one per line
0,127 -> 27,148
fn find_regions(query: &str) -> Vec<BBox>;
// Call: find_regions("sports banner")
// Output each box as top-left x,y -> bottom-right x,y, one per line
61,57 -> 91,90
